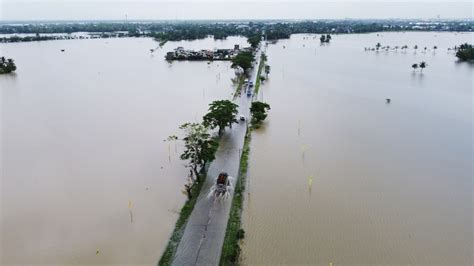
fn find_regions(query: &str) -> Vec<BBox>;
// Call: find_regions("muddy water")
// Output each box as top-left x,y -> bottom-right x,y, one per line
242,32 -> 472,265
0,36 -> 247,265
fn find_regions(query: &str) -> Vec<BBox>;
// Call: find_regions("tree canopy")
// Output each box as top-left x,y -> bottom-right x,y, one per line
247,34 -> 262,49
231,51 -> 254,73
203,100 -> 239,136
456,43 -> 474,61
0,57 -> 16,74
250,101 -> 271,127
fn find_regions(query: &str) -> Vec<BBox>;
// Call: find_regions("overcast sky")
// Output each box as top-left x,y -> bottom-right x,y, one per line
1,0 -> 472,21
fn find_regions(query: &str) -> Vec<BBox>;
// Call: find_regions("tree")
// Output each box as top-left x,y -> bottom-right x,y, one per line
412,63 -> 419,72
247,34 -> 261,49
414,45 -> 418,53
455,43 -> 474,61
0,57 -> 17,74
250,101 -> 271,126
264,65 -> 270,78
419,61 -> 427,72
320,35 -> 326,43
203,100 -> 239,136
326,34 -> 332,42
231,51 -> 254,73
376,42 -> 382,50
176,123 -> 218,198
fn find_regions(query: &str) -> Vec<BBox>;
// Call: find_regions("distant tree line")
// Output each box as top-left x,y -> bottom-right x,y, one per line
1,20 -> 472,43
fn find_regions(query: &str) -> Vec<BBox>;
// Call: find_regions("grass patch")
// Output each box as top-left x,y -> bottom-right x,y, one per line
219,130 -> 252,266
253,54 -> 266,96
233,75 -> 246,100
158,172 -> 205,266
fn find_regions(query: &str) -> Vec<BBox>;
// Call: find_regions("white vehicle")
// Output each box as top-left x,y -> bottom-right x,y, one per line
239,115 -> 246,121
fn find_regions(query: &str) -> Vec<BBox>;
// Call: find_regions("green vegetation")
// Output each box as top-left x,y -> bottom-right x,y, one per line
233,76 -> 246,100
158,170 -> 205,266
220,130 -> 251,266
320,34 -> 332,43
411,61 -> 427,72
253,53 -> 266,95
455,43 -> 474,61
247,34 -> 262,49
203,100 -> 239,136
231,51 -> 255,73
419,61 -> 427,72
173,123 -> 218,199
3,20 -> 471,43
250,102 -> 271,127
0,57 -> 17,74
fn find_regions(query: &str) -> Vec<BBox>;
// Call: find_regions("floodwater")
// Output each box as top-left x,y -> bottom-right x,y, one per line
0,36 -> 248,265
241,32 -> 472,265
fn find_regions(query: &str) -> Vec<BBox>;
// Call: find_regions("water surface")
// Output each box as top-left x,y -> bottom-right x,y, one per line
241,32 -> 472,265
1,36 -> 248,265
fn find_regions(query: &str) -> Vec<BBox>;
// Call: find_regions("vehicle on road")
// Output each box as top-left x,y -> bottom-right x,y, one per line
209,172 -> 233,199
239,115 -> 246,121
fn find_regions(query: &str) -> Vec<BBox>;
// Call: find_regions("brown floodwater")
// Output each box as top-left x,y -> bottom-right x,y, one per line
241,32 -> 472,265
0,36 -> 248,265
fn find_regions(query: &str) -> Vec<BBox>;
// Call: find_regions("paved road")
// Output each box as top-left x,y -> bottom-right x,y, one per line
171,49 -> 262,266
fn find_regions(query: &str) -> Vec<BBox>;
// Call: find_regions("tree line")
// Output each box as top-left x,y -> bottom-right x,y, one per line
2,20 -> 472,42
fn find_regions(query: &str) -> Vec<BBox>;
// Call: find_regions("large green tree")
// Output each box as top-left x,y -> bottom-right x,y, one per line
174,123 -> 218,198
203,100 -> 239,136
250,101 -> 271,126
247,34 -> 262,49
231,51 -> 254,73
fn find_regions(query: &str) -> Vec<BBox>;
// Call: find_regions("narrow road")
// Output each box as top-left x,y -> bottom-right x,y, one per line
171,48 -> 262,266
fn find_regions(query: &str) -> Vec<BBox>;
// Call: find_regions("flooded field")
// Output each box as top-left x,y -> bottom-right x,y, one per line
0,36 -> 248,264
241,32 -> 472,265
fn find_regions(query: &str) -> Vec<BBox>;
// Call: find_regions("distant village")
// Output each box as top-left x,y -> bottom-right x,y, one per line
165,44 -> 251,61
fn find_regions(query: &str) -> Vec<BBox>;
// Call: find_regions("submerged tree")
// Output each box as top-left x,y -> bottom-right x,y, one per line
0,57 -> 17,74
455,43 -> 474,61
411,63 -> 419,72
203,100 -> 239,136
320,35 -> 326,43
250,101 -> 271,127
419,61 -> 427,72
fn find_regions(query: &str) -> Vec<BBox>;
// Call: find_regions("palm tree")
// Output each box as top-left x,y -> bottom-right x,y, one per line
419,61 -> 427,72
412,63 -> 419,72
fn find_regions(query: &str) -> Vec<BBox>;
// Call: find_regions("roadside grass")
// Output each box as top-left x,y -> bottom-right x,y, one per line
253,54 -> 266,96
158,172 -> 205,266
219,130 -> 252,266
233,75 -> 246,100
158,136 -> 220,266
